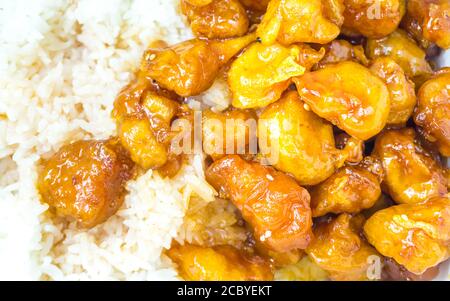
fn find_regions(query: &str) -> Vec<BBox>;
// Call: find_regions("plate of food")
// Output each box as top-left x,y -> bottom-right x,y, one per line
0,0 -> 448,281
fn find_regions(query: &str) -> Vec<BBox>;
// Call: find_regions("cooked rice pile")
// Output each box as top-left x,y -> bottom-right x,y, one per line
0,0 -> 218,280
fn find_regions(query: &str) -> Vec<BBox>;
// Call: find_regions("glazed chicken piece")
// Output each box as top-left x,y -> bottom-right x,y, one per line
310,165 -> 381,217
342,0 -> 405,38
125,95 -> 178,169
256,0 -> 341,45
239,0 -> 270,11
400,13 -> 433,50
228,42 -> 324,109
239,0 -> 268,25
288,44 -> 327,71
365,29 -> 433,86
414,69 -> 450,156
293,61 -> 390,140
334,132 -> 365,164
113,77 -> 182,174
361,193 -> 394,219
315,39 -> 369,69
400,12 -> 434,51
167,243 -> 273,280
403,0 -> 450,49
322,0 -> 345,27
382,258 -> 440,281
372,128 -> 448,204
140,33 -> 255,96
356,155 -> 385,183
202,109 -> 257,160
181,0 -> 249,39
205,155 -> 313,252
364,195 -> 450,275
258,91 -> 363,186
306,214 -> 381,281
369,57 -> 416,126
118,116 -> 170,170
255,243 -> 305,267
184,0 -> 213,6
112,74 -> 178,121
38,139 -> 135,228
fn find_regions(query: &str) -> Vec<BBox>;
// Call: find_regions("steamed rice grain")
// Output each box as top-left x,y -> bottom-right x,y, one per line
0,0 -> 214,280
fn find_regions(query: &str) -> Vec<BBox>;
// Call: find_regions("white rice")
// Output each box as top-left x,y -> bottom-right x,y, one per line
0,0 -> 448,281
0,0 -> 218,280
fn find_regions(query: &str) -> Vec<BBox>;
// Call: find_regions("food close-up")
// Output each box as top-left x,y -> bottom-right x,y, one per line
0,0 -> 449,282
